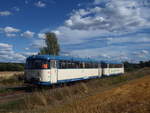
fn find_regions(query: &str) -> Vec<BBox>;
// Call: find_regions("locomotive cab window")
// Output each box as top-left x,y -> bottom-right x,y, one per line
25,59 -> 50,69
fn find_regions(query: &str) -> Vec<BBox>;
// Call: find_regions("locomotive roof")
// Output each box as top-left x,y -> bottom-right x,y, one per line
27,55 -> 122,64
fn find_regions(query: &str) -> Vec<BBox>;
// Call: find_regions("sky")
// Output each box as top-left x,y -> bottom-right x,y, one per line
0,0 -> 150,63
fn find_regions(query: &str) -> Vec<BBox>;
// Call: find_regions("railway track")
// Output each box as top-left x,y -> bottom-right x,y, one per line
0,86 -> 34,103
0,91 -> 27,103
0,84 -> 58,103
0,81 -> 86,103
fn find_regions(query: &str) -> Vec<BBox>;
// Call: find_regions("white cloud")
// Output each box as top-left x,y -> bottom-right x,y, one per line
133,50 -> 149,58
51,2 -> 149,41
4,26 -> 20,33
106,35 -> 150,45
40,0 -> 150,62
21,30 -> 35,38
24,48 -> 29,50
64,0 -> 148,32
68,43 -> 150,62
30,39 -> 46,49
0,43 -> 26,62
142,50 -> 149,54
22,52 -> 37,57
0,26 -> 20,37
52,30 -> 61,35
0,43 -> 12,49
0,11 -> 12,16
53,26 -> 108,45
38,33 -> 46,39
51,0 -> 150,46
35,1 -> 46,8
6,33 -> 16,37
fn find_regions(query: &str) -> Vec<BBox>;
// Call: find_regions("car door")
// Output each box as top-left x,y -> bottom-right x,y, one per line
50,60 -> 58,84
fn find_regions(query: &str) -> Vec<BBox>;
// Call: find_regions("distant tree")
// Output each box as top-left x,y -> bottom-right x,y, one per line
123,60 -> 150,72
0,63 -> 24,71
39,32 -> 60,55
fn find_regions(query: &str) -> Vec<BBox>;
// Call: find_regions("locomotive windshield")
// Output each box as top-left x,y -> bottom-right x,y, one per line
25,59 -> 50,69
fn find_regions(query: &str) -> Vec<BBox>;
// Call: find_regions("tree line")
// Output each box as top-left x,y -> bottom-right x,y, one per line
0,63 -> 24,71
0,61 -> 150,71
124,60 -> 150,72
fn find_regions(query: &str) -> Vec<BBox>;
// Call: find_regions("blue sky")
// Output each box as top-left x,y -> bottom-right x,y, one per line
0,0 -> 150,63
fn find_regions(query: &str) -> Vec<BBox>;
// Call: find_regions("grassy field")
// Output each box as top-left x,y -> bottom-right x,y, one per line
0,72 -> 23,78
49,72 -> 150,113
0,72 -> 24,86
0,68 -> 150,113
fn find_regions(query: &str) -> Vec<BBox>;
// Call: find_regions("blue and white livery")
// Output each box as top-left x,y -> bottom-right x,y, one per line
24,55 -> 124,85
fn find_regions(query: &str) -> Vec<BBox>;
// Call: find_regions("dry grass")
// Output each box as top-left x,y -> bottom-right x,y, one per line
0,72 -> 23,78
48,74 -> 150,113
1,68 -> 150,113
23,82 -> 89,109
0,72 -> 24,86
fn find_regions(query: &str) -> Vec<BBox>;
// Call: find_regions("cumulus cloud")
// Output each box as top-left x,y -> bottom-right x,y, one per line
21,30 -> 35,38
48,0 -> 150,62
0,11 -> 12,16
0,43 -> 12,50
106,34 -> 150,45
53,26 -> 109,45
0,26 -> 20,37
3,26 -> 20,33
68,43 -> 150,62
53,0 -> 150,45
64,0 -> 149,32
24,48 -> 29,50
35,1 -> 46,8
6,33 -> 16,37
133,50 -> 149,58
38,33 -> 46,39
22,52 -> 37,57
30,39 -> 46,49
0,43 -> 26,62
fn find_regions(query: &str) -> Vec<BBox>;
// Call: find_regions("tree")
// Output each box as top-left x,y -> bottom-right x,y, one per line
39,32 -> 60,55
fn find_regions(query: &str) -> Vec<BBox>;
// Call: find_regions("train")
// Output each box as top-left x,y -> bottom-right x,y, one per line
24,55 -> 124,85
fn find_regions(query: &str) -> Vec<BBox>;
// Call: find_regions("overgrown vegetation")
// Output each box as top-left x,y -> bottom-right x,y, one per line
0,63 -> 24,71
0,67 -> 150,113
